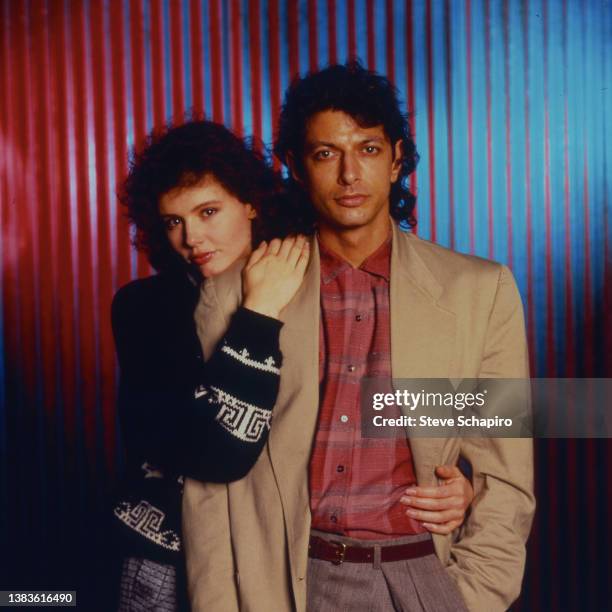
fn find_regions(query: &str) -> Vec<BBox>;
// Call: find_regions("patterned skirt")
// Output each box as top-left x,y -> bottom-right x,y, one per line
118,557 -> 177,612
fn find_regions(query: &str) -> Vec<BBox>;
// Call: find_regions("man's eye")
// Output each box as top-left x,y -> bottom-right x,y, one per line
314,150 -> 333,160
164,217 -> 181,230
201,208 -> 217,217
364,145 -> 380,154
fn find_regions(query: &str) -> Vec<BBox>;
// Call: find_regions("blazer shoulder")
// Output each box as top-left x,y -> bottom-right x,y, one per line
401,231 -> 506,285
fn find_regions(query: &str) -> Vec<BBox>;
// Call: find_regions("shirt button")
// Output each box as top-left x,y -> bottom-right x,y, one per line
347,365 -> 356,372
340,415 -> 349,423
330,515 -> 338,523
355,314 -> 362,322
336,465 -> 345,473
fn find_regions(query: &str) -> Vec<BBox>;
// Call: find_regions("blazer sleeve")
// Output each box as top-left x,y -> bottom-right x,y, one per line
446,265 -> 536,611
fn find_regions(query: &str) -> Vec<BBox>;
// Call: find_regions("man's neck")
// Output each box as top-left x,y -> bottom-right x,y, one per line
317,219 -> 391,267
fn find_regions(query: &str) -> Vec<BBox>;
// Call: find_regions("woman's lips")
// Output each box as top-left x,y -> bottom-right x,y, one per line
335,194 -> 368,207
191,251 -> 216,265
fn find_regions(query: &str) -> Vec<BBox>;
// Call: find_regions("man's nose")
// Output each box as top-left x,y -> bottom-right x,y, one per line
339,152 -> 359,185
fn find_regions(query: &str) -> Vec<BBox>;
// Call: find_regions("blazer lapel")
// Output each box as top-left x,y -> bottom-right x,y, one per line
390,224 -> 456,485
267,238 -> 320,566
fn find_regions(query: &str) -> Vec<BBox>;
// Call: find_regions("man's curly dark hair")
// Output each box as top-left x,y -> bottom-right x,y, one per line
274,61 -> 418,230
120,120 -> 297,272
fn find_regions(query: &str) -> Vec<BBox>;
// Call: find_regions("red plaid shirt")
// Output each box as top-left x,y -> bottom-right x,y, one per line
309,236 -> 425,539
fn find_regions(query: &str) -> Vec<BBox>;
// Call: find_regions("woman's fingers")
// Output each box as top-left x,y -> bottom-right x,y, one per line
246,241 -> 268,269
267,237 -> 282,256
295,239 -> 310,272
277,235 -> 296,260
287,235 -> 307,267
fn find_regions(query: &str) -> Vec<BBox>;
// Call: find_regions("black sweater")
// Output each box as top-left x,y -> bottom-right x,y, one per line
111,271 -> 282,558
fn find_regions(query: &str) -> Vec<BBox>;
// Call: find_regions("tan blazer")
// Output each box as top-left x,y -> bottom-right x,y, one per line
183,223 -> 535,612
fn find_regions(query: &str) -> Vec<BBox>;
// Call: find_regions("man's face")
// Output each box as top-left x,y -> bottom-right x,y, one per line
295,110 -> 402,234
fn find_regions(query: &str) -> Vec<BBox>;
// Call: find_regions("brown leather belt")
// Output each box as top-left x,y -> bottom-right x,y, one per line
308,535 -> 435,565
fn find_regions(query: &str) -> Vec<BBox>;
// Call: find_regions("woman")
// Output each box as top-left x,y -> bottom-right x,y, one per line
112,120 -> 473,611
112,120 -> 308,611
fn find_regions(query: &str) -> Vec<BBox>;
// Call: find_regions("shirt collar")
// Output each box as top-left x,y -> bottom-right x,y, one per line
318,234 -> 392,284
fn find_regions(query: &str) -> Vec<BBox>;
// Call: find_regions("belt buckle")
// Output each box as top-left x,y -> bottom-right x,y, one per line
330,541 -> 347,565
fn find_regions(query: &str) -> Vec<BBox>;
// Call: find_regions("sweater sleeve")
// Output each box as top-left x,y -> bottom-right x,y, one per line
181,306 -> 283,482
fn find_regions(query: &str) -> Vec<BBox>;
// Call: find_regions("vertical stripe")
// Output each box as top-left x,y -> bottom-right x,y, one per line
190,0 -> 204,115
308,0 -> 318,70
249,0 -> 263,144
327,0 -> 337,64
170,0 -> 185,123
230,0 -> 243,135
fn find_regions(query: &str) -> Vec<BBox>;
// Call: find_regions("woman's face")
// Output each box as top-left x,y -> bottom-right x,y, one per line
159,174 -> 255,278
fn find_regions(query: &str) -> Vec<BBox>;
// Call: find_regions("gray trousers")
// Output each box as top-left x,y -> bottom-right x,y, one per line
307,530 -> 467,612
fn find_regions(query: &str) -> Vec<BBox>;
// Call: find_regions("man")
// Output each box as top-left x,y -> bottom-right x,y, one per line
183,63 -> 535,611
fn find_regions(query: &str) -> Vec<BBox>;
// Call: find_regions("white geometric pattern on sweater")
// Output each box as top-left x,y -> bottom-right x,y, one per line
114,500 -> 181,552
210,385 -> 271,442
221,343 -> 280,374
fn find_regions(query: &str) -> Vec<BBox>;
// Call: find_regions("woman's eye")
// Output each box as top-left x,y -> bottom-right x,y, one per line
201,207 -> 217,217
164,217 -> 181,230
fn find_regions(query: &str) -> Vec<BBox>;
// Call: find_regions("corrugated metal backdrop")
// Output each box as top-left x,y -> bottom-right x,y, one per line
1,0 -> 611,609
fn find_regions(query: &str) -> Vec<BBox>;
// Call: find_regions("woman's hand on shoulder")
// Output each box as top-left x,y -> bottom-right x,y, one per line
399,465 -> 474,535
241,235 -> 310,319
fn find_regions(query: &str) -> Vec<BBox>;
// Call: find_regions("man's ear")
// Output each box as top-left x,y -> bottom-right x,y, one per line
390,140 -> 403,183
245,204 -> 257,220
287,152 -> 303,184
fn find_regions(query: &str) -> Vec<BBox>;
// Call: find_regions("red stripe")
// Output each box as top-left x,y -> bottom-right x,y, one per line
150,0 -> 166,127
249,0 -> 263,145
466,0 -> 475,252
503,0 -> 513,268
190,0 -> 204,116
110,0 -> 131,291
308,0 -> 318,70
130,0 -> 151,279
444,0 -> 455,250
48,1 -> 78,441
385,0 -> 394,83
170,0 -> 185,124
31,1 -> 58,422
366,0 -> 375,68
288,0 -> 299,77
230,0 -> 243,135
485,0 -> 494,259
15,1 -> 39,409
3,0 -> 26,410
328,0 -> 337,64
130,0 -> 147,143
72,0 -> 98,468
268,0 -> 281,167
209,0 -> 223,121
405,0 -> 417,231
425,0 -> 436,242
91,0 -> 118,474
347,0 -> 356,61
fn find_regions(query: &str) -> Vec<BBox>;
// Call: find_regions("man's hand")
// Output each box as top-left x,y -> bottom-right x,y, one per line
242,235 -> 310,319
399,465 -> 474,535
